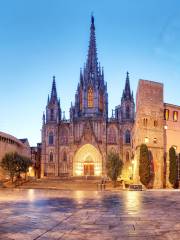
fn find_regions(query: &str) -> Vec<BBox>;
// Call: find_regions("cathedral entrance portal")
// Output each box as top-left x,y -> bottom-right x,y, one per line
73,144 -> 102,176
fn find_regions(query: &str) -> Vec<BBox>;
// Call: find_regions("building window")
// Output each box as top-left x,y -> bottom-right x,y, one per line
143,118 -> 148,127
164,109 -> 169,120
153,138 -> 157,144
125,130 -> 131,144
80,89 -> 82,110
50,109 -> 54,121
126,106 -> 130,119
48,132 -> 54,145
99,92 -> 104,111
173,111 -> 178,122
144,137 -> 149,143
49,152 -> 53,162
88,87 -> 93,108
154,120 -> 158,127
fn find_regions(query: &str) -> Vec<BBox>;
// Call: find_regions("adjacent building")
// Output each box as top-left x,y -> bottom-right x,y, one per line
0,131 -> 31,180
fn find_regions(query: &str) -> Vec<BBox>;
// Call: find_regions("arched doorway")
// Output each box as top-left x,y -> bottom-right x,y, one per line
73,144 -> 102,176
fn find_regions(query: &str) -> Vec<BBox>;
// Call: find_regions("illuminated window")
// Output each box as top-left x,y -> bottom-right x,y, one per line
88,87 -> 94,108
144,137 -> 149,143
173,111 -> 178,122
153,138 -> 157,144
99,92 -> 104,111
48,132 -> 54,145
80,89 -> 82,110
49,152 -> 53,162
164,109 -> 169,120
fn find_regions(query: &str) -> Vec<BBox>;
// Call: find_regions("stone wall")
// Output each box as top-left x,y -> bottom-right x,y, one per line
133,80 -> 164,188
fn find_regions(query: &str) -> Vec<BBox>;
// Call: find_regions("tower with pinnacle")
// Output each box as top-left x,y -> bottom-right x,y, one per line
71,15 -> 108,120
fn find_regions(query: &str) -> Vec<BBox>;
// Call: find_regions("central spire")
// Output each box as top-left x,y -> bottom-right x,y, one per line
86,15 -> 98,74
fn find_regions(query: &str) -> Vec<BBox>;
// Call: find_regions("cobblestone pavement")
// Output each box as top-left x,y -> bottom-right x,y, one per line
0,189 -> 180,240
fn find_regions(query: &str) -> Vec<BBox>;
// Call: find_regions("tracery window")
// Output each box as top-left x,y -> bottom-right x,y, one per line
108,127 -> 117,144
80,89 -> 82,110
88,87 -> 94,108
164,109 -> 169,120
173,111 -> 178,122
48,132 -> 54,145
99,92 -> 104,111
125,130 -> 131,144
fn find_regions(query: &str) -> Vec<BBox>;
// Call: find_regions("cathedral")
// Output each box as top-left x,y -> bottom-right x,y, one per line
41,16 -> 180,188
41,16 -> 134,179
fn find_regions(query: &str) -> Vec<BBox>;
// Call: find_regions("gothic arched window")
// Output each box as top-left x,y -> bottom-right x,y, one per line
99,91 -> 104,111
48,132 -> 54,145
125,130 -> 131,144
126,106 -> 130,119
80,89 -> 82,110
108,127 -> 117,144
49,152 -> 53,162
88,87 -> 93,108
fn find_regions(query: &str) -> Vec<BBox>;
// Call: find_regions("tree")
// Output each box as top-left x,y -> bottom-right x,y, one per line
169,147 -> 177,187
139,144 -> 151,187
1,152 -> 19,183
1,152 -> 32,183
106,152 -> 123,187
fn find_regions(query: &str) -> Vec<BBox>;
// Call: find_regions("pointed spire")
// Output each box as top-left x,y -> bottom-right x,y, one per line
47,94 -> 50,104
50,75 -> 57,101
122,71 -> 132,100
86,14 -> 98,74
125,71 -> 130,92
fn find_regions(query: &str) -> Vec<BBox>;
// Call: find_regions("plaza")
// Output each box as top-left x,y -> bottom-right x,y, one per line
0,189 -> 180,240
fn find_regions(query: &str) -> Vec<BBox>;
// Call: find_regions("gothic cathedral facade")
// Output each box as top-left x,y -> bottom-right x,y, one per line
41,16 -> 135,178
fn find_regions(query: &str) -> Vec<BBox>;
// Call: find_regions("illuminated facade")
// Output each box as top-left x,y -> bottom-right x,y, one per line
41,16 -> 135,178
41,16 -> 180,188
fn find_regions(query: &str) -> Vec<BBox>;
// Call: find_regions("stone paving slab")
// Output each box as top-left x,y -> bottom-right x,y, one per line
0,189 -> 180,239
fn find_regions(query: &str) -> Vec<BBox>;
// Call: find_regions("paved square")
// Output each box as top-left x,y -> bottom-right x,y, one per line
0,189 -> 180,239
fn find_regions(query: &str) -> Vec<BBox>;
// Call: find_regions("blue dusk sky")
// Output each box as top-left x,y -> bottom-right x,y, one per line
0,0 -> 180,146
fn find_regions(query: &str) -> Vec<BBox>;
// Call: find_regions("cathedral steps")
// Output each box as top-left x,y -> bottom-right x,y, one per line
19,177 -> 113,191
